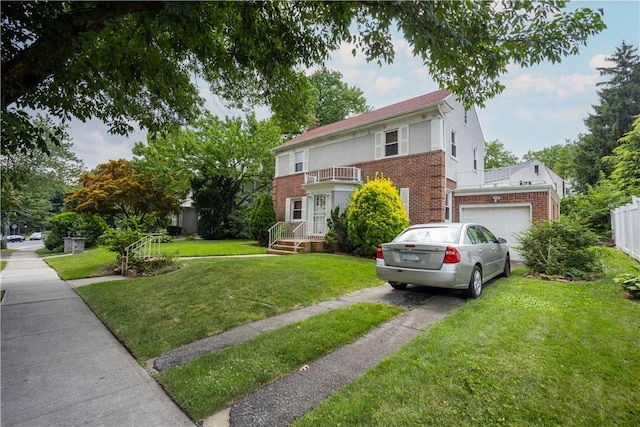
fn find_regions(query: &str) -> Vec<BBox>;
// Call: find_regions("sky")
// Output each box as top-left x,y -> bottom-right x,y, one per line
67,1 -> 640,170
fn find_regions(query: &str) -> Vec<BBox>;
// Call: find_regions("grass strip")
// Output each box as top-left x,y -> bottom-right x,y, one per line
158,239 -> 265,257
295,249 -> 640,426
44,247 -> 117,280
156,302 -> 405,423
75,254 -> 383,361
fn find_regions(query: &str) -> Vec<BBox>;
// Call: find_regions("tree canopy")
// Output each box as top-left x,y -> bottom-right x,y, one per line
133,113 -> 281,238
310,67 -> 371,126
65,159 -> 180,224
1,116 -> 85,233
484,140 -> 519,169
571,42 -> 640,192
2,1 -> 605,155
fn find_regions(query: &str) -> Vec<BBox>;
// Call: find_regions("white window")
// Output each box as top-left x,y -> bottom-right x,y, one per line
285,197 -> 305,222
445,191 -> 452,222
473,147 -> 478,171
450,130 -> 457,158
375,126 -> 408,159
385,130 -> 399,157
294,152 -> 304,172
292,199 -> 303,220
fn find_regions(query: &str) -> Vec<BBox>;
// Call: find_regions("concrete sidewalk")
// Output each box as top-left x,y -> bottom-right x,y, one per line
0,249 -> 193,427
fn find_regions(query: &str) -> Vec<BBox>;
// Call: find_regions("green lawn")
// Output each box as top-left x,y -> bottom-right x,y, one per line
157,302 -> 404,422
159,239 -> 265,257
44,247 -> 118,280
75,254 -> 383,361
294,249 -> 640,426
44,240 -> 265,280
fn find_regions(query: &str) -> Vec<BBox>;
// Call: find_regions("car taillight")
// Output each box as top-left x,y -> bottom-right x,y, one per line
376,245 -> 384,259
443,246 -> 461,263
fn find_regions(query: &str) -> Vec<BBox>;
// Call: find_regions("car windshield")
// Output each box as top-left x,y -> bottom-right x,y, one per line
395,227 -> 460,244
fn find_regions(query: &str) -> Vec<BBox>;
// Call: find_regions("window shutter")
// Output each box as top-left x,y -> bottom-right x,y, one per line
374,132 -> 383,159
400,188 -> 409,217
303,150 -> 309,173
399,126 -> 409,155
285,197 -> 291,221
289,154 -> 294,174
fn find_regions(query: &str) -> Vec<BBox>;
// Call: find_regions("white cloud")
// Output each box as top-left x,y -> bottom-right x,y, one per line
503,72 -> 598,99
368,76 -> 406,99
589,54 -> 616,70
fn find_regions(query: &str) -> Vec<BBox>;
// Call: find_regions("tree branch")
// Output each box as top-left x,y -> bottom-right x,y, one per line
2,2 -> 164,109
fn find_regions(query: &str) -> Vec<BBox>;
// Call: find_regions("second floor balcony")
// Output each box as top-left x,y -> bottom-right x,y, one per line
304,166 -> 362,185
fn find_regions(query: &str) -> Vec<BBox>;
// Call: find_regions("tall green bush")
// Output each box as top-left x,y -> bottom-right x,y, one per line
346,176 -> 409,256
248,193 -> 276,246
45,212 -> 107,252
516,216 -> 602,278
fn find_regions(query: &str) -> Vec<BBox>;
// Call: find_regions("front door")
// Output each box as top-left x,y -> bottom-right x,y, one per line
312,194 -> 327,235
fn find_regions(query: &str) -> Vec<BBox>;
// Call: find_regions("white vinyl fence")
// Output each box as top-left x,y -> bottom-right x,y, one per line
611,196 -> 640,262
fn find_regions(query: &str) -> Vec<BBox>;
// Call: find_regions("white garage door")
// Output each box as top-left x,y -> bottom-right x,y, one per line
460,205 -> 531,261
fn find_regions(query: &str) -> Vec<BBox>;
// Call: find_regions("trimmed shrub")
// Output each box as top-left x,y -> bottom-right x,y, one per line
516,216 -> 602,278
346,176 -> 409,257
45,212 -> 107,252
248,193 -> 276,246
98,228 -> 144,260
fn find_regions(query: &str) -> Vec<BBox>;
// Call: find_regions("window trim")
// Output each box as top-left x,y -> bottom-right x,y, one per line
450,129 -> 457,159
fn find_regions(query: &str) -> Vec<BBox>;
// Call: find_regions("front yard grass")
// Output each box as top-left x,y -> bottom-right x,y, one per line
158,239 -> 265,257
157,302 -> 404,422
294,249 -> 640,426
44,247 -> 117,279
75,254 -> 382,362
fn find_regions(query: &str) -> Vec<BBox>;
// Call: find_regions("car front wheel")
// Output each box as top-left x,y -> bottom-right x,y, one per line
389,282 -> 407,290
464,266 -> 482,299
501,254 -> 511,277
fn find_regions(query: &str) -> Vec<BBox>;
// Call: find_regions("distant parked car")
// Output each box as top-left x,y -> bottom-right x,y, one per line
7,235 -> 25,242
376,223 -> 510,299
29,232 -> 44,240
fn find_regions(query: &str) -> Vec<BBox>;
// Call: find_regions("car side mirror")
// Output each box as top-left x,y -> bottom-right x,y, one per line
498,238 -> 507,244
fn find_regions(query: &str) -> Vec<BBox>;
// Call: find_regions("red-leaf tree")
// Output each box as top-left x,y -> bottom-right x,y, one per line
65,159 -> 180,224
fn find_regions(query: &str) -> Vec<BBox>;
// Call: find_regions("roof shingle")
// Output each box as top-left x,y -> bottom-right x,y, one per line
277,89 -> 451,150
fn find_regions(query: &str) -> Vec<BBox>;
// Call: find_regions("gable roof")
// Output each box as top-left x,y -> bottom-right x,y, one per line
276,89 -> 452,151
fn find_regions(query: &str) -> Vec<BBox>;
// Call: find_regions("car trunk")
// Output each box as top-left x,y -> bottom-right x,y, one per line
381,243 -> 447,270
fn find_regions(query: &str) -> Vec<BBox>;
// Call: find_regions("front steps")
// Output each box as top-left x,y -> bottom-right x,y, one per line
267,239 -> 326,255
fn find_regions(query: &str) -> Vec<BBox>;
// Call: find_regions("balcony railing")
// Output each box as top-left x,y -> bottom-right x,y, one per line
304,166 -> 362,185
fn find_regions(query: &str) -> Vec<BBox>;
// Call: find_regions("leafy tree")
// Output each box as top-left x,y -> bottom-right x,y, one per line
523,142 -> 575,179
560,175 -> 629,238
346,176 -> 409,257
484,140 -> 519,169
1,116 -> 85,234
310,68 -> 371,126
134,113 -> 281,238
248,193 -> 277,247
65,159 -> 180,226
572,42 -> 640,192
516,216 -> 601,278
2,2 -> 605,155
606,115 -> 640,197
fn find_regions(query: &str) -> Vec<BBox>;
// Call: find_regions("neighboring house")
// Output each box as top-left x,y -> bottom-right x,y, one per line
271,89 -> 565,260
172,193 -> 198,236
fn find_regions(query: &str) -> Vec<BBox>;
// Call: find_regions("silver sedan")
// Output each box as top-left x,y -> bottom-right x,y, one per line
376,223 -> 510,298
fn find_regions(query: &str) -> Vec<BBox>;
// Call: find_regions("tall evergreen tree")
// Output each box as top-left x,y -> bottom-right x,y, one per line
572,42 -> 640,192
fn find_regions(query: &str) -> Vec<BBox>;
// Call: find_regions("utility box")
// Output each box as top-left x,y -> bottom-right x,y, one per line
64,237 -> 86,254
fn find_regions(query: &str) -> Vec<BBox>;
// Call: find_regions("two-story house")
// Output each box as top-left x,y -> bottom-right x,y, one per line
270,89 -> 563,260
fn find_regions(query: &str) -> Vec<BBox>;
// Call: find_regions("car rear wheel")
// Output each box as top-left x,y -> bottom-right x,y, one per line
501,254 -> 511,277
389,282 -> 407,290
464,266 -> 482,299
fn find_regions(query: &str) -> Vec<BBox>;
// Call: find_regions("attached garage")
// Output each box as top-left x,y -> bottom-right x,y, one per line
460,204 -> 531,261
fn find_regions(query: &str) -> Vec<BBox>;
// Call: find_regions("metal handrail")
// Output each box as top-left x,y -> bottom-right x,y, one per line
122,233 -> 163,275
